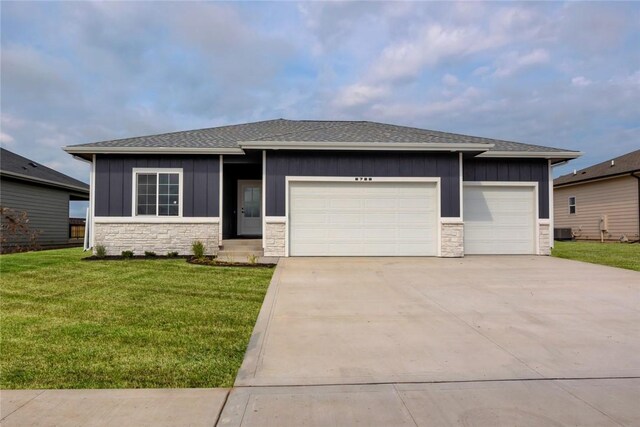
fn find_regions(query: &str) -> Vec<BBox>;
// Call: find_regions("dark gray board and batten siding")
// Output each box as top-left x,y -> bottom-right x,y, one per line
1,178 -> 72,248
265,151 -> 461,217
463,158 -> 549,218
95,155 -> 219,217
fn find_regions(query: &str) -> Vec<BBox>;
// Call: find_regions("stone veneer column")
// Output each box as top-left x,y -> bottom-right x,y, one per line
441,221 -> 464,257
538,222 -> 551,255
94,222 -> 219,256
264,220 -> 286,257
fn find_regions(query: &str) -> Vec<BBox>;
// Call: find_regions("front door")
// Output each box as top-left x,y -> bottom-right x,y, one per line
237,180 -> 262,236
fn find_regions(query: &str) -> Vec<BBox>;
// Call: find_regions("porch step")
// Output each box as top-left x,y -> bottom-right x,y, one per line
216,250 -> 265,264
220,239 -> 262,251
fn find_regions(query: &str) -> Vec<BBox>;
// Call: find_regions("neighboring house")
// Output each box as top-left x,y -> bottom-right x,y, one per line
1,148 -> 90,252
63,119 -> 580,257
554,149 -> 640,242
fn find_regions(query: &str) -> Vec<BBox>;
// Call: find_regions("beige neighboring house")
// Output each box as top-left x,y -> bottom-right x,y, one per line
554,149 -> 640,242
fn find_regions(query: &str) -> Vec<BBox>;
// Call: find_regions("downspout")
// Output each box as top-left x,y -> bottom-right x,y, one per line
634,173 -> 640,243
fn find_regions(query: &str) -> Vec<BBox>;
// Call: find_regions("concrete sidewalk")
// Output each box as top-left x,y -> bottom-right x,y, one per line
0,388 -> 228,427
218,379 -> 640,426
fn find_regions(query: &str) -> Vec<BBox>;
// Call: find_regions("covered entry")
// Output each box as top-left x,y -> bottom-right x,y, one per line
288,179 -> 439,256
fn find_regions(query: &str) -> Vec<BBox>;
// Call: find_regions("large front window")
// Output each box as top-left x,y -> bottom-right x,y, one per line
134,169 -> 182,216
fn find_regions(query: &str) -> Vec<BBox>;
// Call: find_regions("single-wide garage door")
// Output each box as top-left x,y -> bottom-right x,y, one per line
289,181 -> 438,256
463,184 -> 536,254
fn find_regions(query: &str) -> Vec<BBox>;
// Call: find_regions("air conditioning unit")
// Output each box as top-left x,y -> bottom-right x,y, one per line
554,228 -> 573,240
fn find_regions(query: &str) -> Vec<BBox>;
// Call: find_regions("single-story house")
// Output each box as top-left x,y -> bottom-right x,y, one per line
1,147 -> 90,252
554,149 -> 639,242
63,119 -> 580,257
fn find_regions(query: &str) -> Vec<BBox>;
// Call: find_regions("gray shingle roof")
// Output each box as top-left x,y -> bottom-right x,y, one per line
66,119 -> 576,154
1,148 -> 89,193
554,149 -> 640,186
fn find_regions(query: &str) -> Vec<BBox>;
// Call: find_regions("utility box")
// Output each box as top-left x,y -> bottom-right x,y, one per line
599,215 -> 609,231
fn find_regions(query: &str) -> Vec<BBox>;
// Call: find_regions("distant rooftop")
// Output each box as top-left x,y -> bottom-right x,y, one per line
1,147 -> 89,194
555,149 -> 640,186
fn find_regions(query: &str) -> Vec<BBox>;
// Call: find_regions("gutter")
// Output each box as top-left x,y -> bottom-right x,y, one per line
554,169 -> 640,188
63,146 -> 246,155
0,170 -> 89,194
477,150 -> 582,160
238,141 -> 494,151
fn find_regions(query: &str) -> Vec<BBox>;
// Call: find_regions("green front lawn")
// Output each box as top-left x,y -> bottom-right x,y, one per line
0,248 -> 273,389
552,240 -> 640,271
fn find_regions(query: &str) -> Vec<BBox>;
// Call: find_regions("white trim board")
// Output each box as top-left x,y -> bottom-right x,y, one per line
219,155 -> 224,245
90,155 -> 96,249
262,150 -> 266,249
94,216 -> 220,224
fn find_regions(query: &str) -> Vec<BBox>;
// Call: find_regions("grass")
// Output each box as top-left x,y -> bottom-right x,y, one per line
552,240 -> 640,271
0,248 -> 274,389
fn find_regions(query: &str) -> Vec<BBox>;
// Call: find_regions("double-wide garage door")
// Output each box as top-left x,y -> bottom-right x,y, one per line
289,181 -> 438,256
463,184 -> 536,255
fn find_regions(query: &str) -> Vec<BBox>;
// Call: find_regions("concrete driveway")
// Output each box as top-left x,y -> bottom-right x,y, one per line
221,256 -> 640,426
236,256 -> 640,386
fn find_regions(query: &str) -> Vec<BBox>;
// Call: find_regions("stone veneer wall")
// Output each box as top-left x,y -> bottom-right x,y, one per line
264,221 -> 286,257
94,222 -> 219,256
441,221 -> 464,257
538,222 -> 551,255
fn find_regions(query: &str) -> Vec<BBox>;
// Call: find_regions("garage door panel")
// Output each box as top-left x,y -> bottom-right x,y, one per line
464,185 -> 535,255
289,181 -> 438,256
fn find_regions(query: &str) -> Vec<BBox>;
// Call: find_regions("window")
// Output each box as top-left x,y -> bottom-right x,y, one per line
134,169 -> 182,216
568,196 -> 576,214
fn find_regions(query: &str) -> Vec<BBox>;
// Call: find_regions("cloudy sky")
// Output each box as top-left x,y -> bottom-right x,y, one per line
2,1 -> 639,194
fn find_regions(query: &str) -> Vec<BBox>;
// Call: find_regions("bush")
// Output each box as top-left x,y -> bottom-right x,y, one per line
144,251 -> 156,257
167,251 -> 179,258
95,245 -> 107,258
192,241 -> 205,259
121,250 -> 134,258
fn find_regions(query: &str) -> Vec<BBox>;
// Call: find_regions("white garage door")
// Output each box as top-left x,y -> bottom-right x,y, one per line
463,184 -> 536,255
289,181 -> 438,256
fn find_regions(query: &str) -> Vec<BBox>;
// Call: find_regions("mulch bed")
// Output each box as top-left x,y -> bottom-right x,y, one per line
82,255 -> 275,268
187,257 -> 276,268
82,255 -> 189,261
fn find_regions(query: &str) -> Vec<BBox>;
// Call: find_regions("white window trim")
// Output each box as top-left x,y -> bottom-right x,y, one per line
284,176 -> 442,257
131,167 -> 184,217
568,195 -> 576,215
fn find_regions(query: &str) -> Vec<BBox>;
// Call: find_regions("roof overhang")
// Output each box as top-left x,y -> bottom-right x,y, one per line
63,146 -> 245,160
239,141 -> 494,151
477,150 -> 582,164
0,170 -> 89,195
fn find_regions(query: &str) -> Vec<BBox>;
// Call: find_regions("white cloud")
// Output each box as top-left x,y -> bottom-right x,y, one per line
334,83 -> 389,108
493,48 -> 550,77
0,132 -> 15,144
442,74 -> 459,86
571,76 -> 592,87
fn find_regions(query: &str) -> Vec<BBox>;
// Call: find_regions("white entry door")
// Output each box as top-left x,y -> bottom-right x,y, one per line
289,180 -> 438,256
237,180 -> 262,236
463,184 -> 536,254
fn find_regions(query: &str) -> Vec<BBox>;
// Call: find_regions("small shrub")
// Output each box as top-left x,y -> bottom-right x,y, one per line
144,251 -> 156,257
167,251 -> 179,258
121,250 -> 134,258
247,254 -> 258,264
192,241 -> 205,259
94,245 -> 107,258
